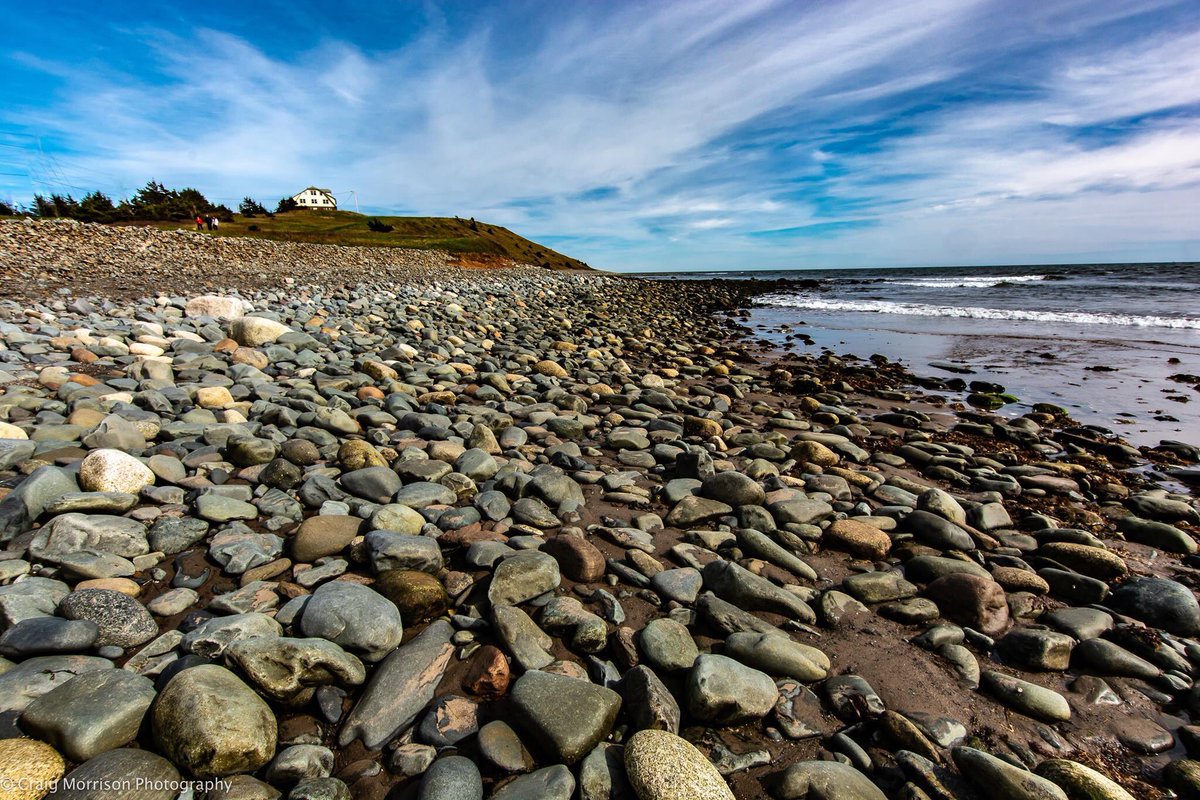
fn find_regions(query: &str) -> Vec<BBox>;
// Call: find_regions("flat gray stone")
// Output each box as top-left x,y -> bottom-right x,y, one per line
21,668 -> 156,762
338,620 -> 454,749
510,669 -> 622,764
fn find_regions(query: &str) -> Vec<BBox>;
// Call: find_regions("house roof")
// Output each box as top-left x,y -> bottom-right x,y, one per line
301,186 -> 334,194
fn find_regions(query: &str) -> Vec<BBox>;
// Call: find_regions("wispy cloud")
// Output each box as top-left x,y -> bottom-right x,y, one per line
1,0 -> 1197,269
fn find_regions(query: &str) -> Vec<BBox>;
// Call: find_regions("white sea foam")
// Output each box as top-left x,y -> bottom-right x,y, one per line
884,274 -> 1047,289
758,295 -> 1200,329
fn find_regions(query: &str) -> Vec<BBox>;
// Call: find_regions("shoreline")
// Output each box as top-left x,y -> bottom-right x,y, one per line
0,229 -> 1195,798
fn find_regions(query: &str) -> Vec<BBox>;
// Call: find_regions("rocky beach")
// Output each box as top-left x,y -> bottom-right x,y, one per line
0,218 -> 1197,800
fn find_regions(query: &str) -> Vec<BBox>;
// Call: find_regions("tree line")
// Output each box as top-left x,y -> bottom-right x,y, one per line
0,181 -> 301,223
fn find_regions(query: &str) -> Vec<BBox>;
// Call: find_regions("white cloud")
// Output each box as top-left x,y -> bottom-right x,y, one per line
3,0 -> 1198,269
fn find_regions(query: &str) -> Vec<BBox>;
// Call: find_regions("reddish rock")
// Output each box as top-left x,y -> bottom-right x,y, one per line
824,519 -> 891,560
71,347 -> 98,364
925,573 -> 1010,636
438,523 -> 507,547
464,645 -> 511,699
542,534 -> 606,582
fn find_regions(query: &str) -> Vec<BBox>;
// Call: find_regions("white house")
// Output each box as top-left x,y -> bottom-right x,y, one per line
291,187 -> 337,209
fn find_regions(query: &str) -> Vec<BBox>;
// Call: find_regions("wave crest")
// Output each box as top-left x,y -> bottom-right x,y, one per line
884,275 -> 1047,289
757,296 -> 1200,329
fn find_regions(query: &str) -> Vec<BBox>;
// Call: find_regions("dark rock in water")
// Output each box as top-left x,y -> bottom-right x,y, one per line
1109,577 -> 1200,636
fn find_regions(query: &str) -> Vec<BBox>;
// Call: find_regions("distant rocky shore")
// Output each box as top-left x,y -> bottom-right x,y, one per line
0,219 -> 460,301
0,221 -> 1196,800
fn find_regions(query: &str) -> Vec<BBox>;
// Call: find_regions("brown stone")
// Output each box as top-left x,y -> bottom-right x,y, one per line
337,440 -> 388,471
534,359 -> 568,378
75,577 -> 140,597
824,519 -> 892,560
991,566 -> 1049,595
277,582 -> 309,599
357,386 -> 385,401
464,645 -> 511,699
542,534 -> 606,582
240,558 -> 293,587
71,347 -> 98,364
290,516 -> 364,563
231,349 -> 269,369
684,416 -> 723,438
925,573 -> 1010,636
213,338 -> 240,353
438,524 -> 507,547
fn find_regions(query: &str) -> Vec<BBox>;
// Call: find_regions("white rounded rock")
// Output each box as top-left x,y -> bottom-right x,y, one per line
78,449 -> 155,494
185,295 -> 246,320
229,317 -> 293,347
0,422 -> 28,440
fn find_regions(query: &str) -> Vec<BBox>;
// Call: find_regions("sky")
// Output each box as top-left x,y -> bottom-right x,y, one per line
1,0 -> 1198,272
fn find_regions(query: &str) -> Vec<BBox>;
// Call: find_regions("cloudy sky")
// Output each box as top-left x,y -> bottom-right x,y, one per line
2,0 -> 1198,271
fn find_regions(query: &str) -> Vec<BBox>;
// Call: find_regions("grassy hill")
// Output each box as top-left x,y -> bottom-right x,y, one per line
144,210 -> 591,271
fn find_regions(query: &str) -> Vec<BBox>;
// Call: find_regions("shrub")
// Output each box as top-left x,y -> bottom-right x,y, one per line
238,197 -> 272,218
367,218 -> 394,233
275,197 -> 298,214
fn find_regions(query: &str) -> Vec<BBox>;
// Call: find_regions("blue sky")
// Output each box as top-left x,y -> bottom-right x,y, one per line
2,0 -> 1198,271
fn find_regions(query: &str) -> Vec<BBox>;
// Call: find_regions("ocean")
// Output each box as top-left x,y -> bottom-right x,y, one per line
637,263 -> 1200,447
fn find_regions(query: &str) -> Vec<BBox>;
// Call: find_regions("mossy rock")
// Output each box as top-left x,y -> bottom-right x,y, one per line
375,569 -> 449,625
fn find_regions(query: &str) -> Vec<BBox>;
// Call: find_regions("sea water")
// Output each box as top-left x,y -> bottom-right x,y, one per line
639,263 -> 1200,446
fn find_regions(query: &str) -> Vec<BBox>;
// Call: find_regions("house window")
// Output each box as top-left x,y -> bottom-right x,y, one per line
299,198 -> 305,203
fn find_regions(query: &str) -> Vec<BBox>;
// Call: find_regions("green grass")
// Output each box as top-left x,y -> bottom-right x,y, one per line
140,210 -> 590,270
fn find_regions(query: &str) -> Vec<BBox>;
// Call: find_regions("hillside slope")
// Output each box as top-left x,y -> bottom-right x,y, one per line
142,210 -> 591,271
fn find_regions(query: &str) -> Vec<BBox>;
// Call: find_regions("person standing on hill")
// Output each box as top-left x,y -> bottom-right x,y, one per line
195,215 -> 204,231
211,216 -> 219,231
205,216 -> 213,231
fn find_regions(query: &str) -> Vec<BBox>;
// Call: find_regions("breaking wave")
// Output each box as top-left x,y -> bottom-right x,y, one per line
758,296 -> 1200,329
882,274 -> 1048,289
